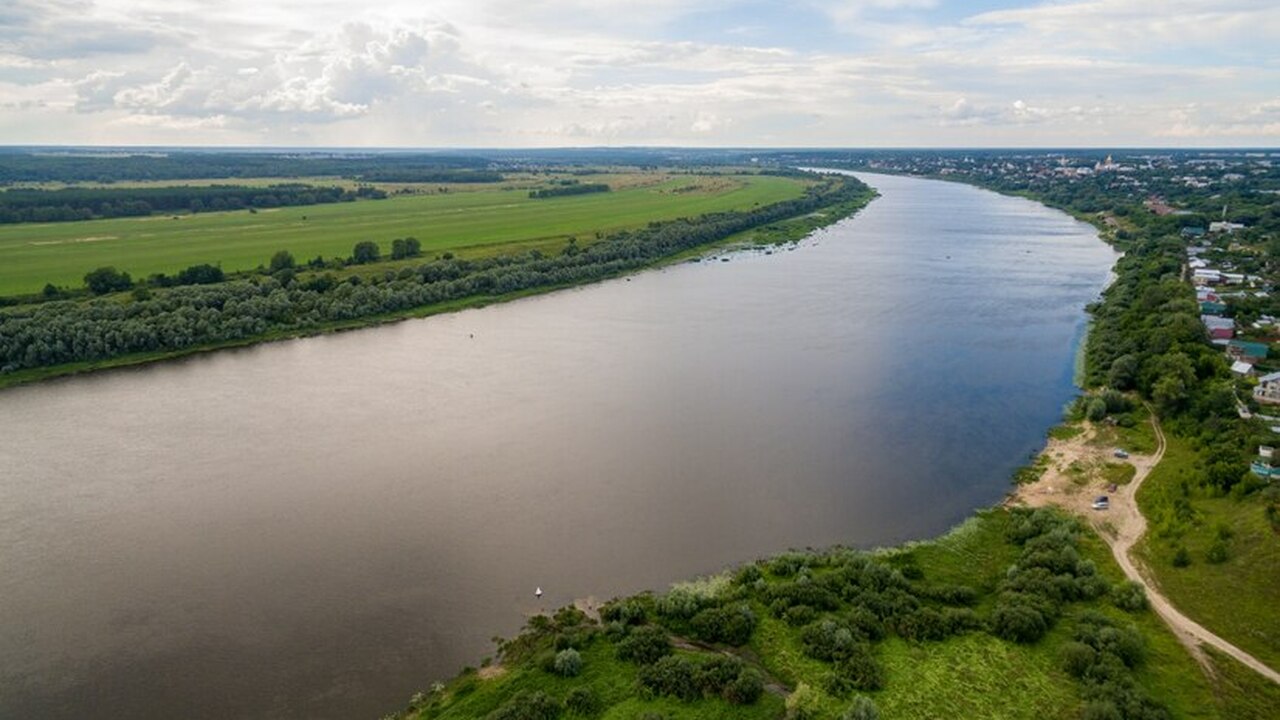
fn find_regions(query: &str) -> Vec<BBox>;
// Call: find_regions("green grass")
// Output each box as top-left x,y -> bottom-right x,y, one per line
1049,424 -> 1084,441
1135,432 -> 1280,672
0,173 -> 807,296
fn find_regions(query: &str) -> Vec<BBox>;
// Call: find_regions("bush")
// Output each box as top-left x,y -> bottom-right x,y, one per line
600,599 -> 646,626
991,597 -> 1049,643
1206,539 -> 1229,564
783,605 -> 817,626
1061,641 -> 1097,678
486,690 -> 561,720
832,644 -> 883,692
637,655 -> 699,701
690,603 -> 756,646
563,687 -> 599,716
1171,545 -> 1191,567
801,618 -> 858,661
553,648 -> 582,677
894,607 -> 950,641
786,682 -> 822,720
723,668 -> 764,705
694,655 -> 743,694
842,696 -> 880,720
616,625 -> 671,665
1087,398 -> 1109,421
1111,581 -> 1147,612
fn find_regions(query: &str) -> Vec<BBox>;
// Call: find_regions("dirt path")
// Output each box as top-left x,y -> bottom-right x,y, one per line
1013,411 -> 1280,685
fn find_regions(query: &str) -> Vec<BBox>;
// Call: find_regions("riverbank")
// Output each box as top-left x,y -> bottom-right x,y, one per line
0,177 -> 875,392
400,502 -> 1278,720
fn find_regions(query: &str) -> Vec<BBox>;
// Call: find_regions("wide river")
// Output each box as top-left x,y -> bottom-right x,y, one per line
0,173 -> 1117,719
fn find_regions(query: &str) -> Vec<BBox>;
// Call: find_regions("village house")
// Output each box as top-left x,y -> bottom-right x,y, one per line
1203,315 -> 1235,340
1227,340 -> 1269,365
1232,360 -> 1254,376
1209,221 -> 1246,234
1254,371 -> 1280,405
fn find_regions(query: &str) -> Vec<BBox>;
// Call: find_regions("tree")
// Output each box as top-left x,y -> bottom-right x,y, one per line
351,241 -> 381,264
391,237 -> 422,259
786,682 -> 822,720
269,250 -> 296,272
1086,398 -> 1108,422
41,283 -> 59,298
552,648 -> 582,677
175,263 -> 224,285
84,266 -> 133,294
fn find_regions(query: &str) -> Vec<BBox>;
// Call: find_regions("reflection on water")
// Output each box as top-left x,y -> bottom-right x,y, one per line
0,173 -> 1117,719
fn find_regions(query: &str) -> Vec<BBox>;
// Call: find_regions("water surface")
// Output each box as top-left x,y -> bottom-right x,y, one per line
0,173 -> 1117,719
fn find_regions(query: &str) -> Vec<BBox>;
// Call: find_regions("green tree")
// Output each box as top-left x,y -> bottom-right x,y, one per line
351,241 -> 381,264
1086,397 -> 1108,422
552,648 -> 582,677
1108,354 -> 1139,390
84,266 -> 133,294
391,237 -> 422,259
269,250 -> 296,272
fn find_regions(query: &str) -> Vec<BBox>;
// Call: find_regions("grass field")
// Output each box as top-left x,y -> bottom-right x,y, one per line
0,173 -> 807,296
1134,433 -> 1280,673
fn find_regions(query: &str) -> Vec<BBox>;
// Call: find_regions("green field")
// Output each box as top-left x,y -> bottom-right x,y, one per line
0,173 -> 806,296
1135,433 -> 1280,672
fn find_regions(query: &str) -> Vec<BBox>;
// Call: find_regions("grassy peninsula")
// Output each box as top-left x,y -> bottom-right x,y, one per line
0,166 -> 874,390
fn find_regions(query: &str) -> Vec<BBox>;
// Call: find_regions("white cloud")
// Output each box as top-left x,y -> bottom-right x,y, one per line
0,0 -> 1276,146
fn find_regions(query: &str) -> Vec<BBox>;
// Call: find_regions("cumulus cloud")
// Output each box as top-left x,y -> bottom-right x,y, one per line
0,0 -> 1276,145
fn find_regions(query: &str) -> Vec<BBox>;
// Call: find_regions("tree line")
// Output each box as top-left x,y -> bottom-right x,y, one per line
528,183 -> 610,199
0,184 -> 386,224
0,176 -> 869,374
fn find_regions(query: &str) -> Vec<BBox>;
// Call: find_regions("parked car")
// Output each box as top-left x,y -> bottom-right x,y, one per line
1092,495 -> 1110,510
1113,449 -> 1129,459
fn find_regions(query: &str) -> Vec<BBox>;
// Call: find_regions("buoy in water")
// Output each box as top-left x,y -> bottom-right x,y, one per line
535,587 -> 543,598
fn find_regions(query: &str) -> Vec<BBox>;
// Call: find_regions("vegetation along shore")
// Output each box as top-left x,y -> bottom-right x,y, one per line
392,152 -> 1280,720
0,167 -> 874,390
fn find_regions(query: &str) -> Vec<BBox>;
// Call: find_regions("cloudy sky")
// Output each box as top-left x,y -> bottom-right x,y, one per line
1,0 -> 1277,147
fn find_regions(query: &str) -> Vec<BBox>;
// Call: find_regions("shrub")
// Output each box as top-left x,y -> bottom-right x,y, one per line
616,625 -> 671,665
1206,539 -> 1229,564
783,605 -> 817,626
1061,641 -> 1097,678
1171,545 -> 1191,567
637,655 -> 699,701
786,682 -> 822,720
553,648 -> 582,677
1087,398 -> 1108,421
600,599 -> 646,626
991,597 -> 1049,643
723,668 -> 764,705
694,655 -> 743,694
486,690 -> 561,720
563,686 -> 599,716
894,607 -> 950,641
1111,581 -> 1148,612
842,696 -> 880,720
690,603 -> 757,646
802,618 -> 858,661
832,644 -> 883,692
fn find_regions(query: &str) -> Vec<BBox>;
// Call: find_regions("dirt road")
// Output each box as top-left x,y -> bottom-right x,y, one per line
1013,412 -> 1280,684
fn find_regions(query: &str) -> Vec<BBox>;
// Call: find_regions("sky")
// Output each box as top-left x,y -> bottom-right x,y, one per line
0,0 -> 1277,148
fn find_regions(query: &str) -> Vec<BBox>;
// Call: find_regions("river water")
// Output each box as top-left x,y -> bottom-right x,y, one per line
0,173 -> 1117,719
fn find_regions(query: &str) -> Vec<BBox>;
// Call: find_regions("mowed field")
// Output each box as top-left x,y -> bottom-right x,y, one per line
0,173 -> 807,296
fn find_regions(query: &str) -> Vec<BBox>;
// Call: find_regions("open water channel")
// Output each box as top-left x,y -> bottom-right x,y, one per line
0,172 -> 1118,718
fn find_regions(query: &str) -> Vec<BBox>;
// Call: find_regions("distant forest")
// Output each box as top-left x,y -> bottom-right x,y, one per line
0,184 -> 387,224
0,151 -> 500,184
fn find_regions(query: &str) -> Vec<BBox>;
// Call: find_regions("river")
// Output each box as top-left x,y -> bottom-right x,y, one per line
0,172 -> 1118,719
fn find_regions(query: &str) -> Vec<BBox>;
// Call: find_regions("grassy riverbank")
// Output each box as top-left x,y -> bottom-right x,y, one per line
394,508 -> 1271,720
0,172 -> 806,297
